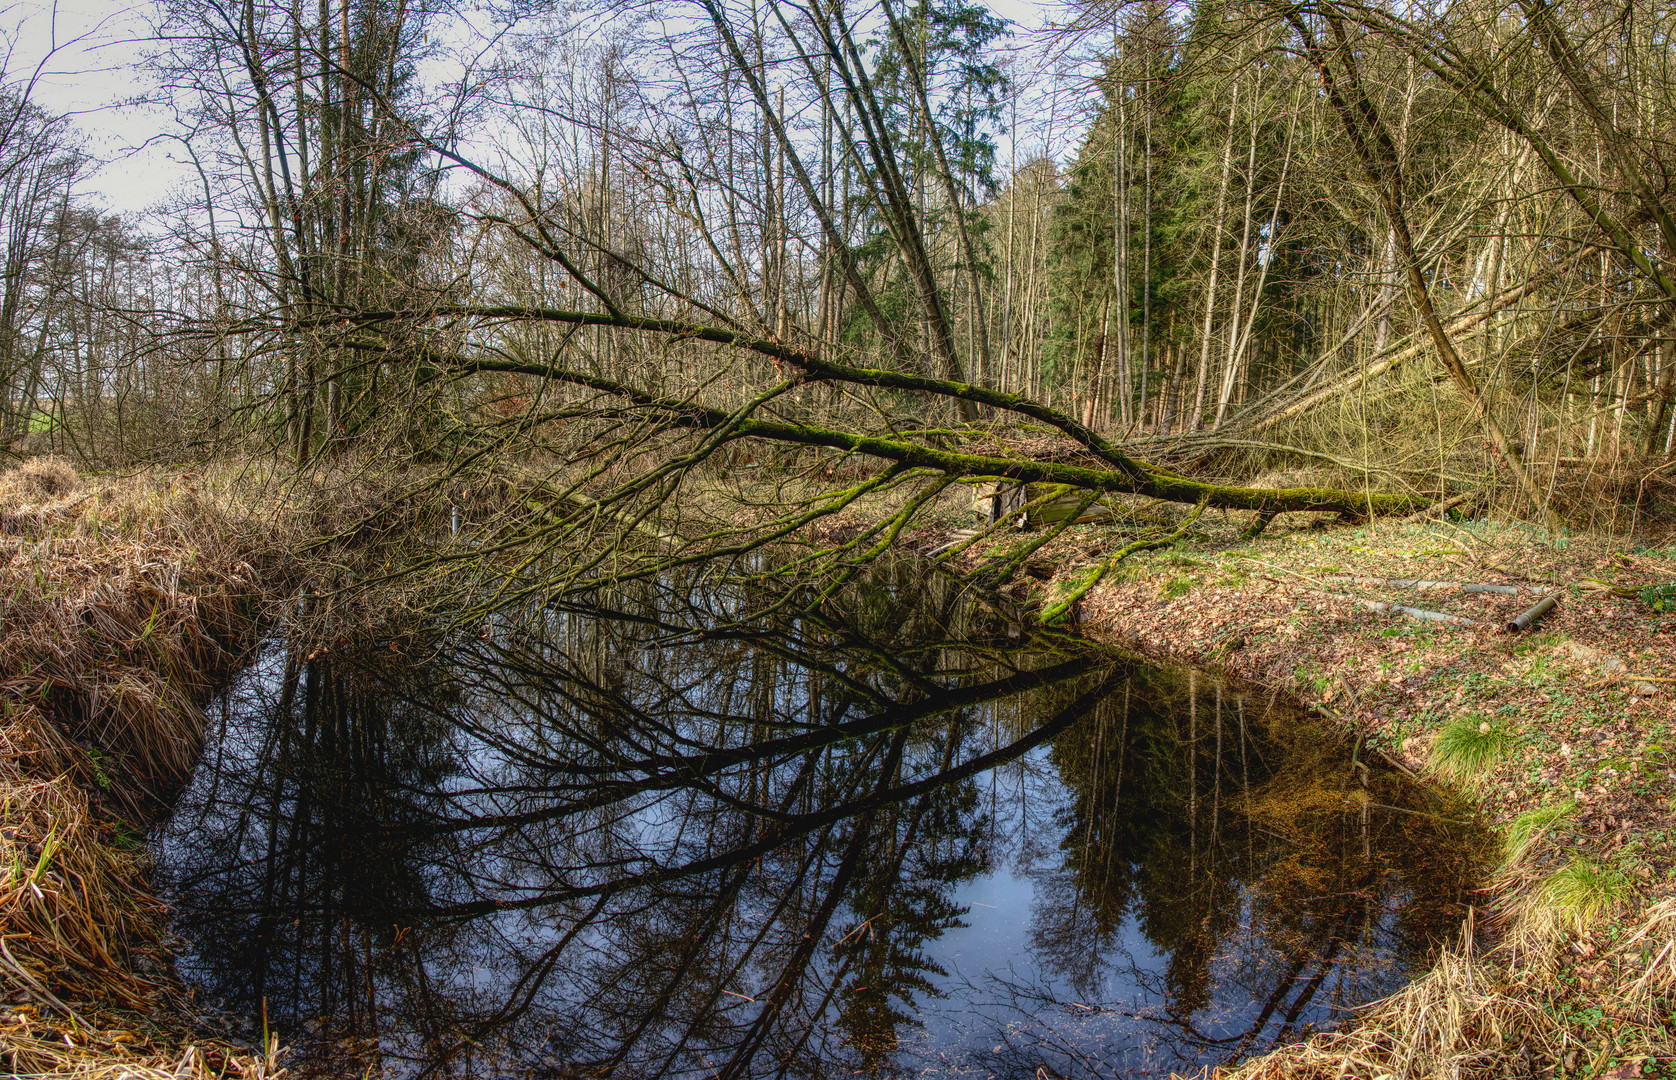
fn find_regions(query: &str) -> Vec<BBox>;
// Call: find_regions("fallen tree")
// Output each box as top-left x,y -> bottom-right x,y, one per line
306,305 -> 1431,519
172,296 -> 1441,621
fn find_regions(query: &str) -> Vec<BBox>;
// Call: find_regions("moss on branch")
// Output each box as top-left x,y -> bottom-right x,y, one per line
448,353 -> 1427,518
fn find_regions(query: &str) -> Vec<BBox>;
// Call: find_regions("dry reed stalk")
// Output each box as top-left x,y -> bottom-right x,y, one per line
1617,898 -> 1676,1022
1208,936 -> 1559,1080
1209,860 -> 1676,1080
0,460 -> 290,1079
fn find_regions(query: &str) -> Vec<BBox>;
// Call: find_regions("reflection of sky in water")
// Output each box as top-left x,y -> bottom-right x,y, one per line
153,592 -> 1481,1080
901,755 -> 1204,1078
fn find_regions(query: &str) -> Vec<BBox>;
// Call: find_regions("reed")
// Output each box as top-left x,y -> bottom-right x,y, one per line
0,459 -> 289,1079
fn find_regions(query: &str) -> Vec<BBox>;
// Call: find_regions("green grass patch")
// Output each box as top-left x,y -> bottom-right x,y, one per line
1430,714 -> 1520,786
1159,575 -> 1195,599
1501,799 -> 1576,867
1539,857 -> 1629,935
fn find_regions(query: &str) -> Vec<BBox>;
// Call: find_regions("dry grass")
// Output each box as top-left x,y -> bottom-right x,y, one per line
1219,930 -> 1555,1080
1620,898 -> 1676,1021
1213,892 -> 1676,1080
4,455 -> 78,498
0,458 -> 290,1079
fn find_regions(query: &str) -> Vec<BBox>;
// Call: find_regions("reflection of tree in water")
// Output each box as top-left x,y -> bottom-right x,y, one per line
164,645 -> 464,1051
159,568 -> 1121,1079
1021,668 -> 1485,1072
157,563 -> 1483,1079
830,720 -> 990,1075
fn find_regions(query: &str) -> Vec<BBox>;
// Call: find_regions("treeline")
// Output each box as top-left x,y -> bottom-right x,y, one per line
5,0 -> 1675,528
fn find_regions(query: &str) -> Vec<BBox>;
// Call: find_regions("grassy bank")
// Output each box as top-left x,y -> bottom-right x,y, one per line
923,507 -> 1676,1078
0,459 -> 291,1078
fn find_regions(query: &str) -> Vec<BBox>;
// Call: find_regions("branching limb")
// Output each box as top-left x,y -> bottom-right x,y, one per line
437,353 -> 1426,516
1039,498 -> 1210,626
1240,507 -> 1280,542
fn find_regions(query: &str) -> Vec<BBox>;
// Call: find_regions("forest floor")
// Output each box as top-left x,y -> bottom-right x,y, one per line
917,504 -> 1676,1079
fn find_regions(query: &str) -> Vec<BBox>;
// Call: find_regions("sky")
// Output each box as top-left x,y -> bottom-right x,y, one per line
6,0 -> 1076,220
5,1 -> 180,213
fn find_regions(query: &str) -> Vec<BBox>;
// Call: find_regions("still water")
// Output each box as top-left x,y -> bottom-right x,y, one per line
153,568 -> 1485,1079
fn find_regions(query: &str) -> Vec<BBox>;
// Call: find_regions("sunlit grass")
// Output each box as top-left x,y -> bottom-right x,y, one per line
1430,714 -> 1518,787
1541,858 -> 1630,936
1500,799 -> 1576,868
1501,856 -> 1631,958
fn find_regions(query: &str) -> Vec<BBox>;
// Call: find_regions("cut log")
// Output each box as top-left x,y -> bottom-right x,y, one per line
1507,593 -> 1560,633
925,529 -> 979,558
1027,496 -> 1120,528
1339,596 -> 1478,626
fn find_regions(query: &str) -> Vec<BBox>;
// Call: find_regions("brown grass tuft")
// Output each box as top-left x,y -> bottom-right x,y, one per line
0,468 -> 291,1079
1618,897 -> 1676,1021
1218,928 -> 1557,1080
1,454 -> 80,498
1207,889 -> 1676,1080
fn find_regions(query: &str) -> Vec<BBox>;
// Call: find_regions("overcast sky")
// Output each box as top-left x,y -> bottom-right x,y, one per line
5,1 -> 179,213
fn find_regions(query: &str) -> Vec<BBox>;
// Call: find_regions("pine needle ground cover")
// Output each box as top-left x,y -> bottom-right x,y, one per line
921,506 -> 1676,1079
0,460 -> 289,1079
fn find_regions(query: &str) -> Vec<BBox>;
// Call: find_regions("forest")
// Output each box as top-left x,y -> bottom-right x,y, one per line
4,0 -> 1674,543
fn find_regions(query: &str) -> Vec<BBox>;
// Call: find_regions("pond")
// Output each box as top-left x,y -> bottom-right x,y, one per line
152,566 -> 1486,1079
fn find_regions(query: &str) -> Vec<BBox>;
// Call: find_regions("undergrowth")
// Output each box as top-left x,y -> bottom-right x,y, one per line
0,460 -> 289,1078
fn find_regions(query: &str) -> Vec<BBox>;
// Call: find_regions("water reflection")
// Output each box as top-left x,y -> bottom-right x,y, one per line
155,569 -> 1483,1079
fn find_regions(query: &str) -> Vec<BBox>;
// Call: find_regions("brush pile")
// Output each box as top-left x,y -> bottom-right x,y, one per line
0,459 -> 289,1079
